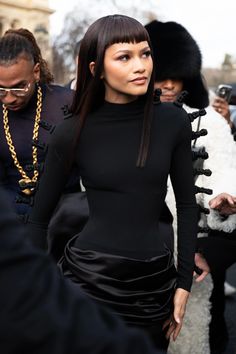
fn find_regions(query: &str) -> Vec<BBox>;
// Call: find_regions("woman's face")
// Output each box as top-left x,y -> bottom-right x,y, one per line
98,41 -> 153,104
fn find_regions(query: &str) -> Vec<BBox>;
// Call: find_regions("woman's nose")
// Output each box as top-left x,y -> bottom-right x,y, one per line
134,57 -> 146,72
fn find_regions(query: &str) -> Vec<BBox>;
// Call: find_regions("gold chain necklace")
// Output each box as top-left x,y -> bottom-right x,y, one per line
2,85 -> 43,195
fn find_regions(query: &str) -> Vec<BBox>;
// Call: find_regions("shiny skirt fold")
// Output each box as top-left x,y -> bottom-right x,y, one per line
59,238 -> 177,326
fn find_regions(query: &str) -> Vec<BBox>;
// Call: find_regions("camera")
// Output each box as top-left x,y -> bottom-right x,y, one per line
216,84 -> 232,103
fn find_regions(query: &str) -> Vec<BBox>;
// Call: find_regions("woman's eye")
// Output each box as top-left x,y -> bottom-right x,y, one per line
118,55 -> 129,61
142,50 -> 151,58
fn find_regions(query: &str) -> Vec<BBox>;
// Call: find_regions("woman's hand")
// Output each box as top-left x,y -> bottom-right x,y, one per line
163,288 -> 189,341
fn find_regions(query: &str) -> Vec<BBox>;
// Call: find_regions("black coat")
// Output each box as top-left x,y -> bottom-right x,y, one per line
0,187 -> 160,354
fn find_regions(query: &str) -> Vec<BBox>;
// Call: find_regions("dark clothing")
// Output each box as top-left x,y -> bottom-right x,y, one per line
0,84 -> 76,214
48,191 -> 89,259
159,203 -> 175,252
231,123 -> 236,141
198,230 -> 236,273
0,187 -> 161,354
59,240 -> 176,325
26,98 -> 198,348
209,270 -> 229,354
198,230 -> 236,353
142,324 -> 169,353
0,84 -> 88,258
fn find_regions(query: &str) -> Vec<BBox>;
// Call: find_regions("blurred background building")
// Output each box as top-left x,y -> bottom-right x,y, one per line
0,0 -> 53,65
1,0 -> 236,89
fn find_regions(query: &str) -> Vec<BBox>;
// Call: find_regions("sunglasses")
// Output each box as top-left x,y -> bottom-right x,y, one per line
0,82 -> 31,97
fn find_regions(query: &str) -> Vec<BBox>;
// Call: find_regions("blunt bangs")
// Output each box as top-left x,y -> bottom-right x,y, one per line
103,15 -> 150,47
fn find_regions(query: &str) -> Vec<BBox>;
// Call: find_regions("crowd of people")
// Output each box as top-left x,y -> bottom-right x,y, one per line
0,13 -> 236,354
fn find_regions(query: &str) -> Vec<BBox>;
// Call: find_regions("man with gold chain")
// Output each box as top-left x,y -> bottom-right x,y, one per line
0,28 -> 88,254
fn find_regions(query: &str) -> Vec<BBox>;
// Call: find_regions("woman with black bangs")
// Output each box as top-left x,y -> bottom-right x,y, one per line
25,14 -> 198,352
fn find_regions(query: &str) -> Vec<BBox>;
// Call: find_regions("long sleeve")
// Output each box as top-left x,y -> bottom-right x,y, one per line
0,187 -> 159,354
25,115 -> 80,248
170,111 -> 198,291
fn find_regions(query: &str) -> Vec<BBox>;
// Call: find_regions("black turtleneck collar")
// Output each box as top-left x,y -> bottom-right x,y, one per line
89,96 -> 146,122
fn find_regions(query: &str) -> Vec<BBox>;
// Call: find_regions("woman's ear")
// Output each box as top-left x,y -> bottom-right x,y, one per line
89,62 -> 95,76
89,62 -> 104,79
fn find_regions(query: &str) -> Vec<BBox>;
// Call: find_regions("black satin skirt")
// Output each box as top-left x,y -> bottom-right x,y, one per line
59,238 -> 177,326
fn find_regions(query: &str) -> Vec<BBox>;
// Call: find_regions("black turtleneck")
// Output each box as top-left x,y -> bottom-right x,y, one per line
28,99 -> 198,291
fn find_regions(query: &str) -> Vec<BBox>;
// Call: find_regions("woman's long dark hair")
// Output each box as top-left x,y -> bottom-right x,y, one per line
0,28 -> 53,84
72,14 -> 155,167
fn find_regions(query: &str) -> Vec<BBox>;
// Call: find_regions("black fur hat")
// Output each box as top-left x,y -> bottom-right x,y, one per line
145,20 -> 209,108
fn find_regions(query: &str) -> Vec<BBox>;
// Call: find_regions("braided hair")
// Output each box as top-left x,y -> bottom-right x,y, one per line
0,28 -> 54,84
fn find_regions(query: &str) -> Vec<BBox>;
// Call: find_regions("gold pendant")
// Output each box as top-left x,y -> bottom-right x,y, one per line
19,178 -> 34,195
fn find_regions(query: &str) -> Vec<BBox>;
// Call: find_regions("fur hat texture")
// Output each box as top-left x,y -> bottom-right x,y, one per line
145,20 -> 209,108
